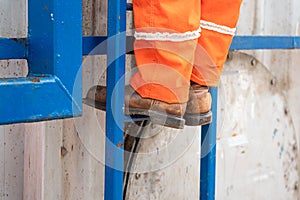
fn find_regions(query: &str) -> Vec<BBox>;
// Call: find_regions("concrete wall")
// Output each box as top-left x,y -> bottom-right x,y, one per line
215,1 -> 300,199
0,0 -> 299,199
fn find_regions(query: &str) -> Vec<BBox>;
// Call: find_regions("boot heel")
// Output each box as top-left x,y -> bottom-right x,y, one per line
183,111 -> 212,126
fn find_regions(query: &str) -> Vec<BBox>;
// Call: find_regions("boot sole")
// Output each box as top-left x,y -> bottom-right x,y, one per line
183,111 -> 212,126
84,98 -> 189,129
83,98 -> 106,110
124,108 -> 185,129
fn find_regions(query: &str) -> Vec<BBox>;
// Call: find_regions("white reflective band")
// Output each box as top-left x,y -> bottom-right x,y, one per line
200,20 -> 236,36
134,27 -> 201,42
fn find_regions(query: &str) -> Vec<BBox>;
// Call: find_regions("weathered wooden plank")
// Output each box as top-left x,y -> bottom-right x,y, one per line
23,123 -> 44,200
43,122 -> 64,200
63,111 -> 105,200
24,121 -> 64,200
0,0 -> 27,38
0,125 -> 25,200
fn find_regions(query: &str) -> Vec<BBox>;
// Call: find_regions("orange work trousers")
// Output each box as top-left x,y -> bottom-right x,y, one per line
130,0 -> 242,103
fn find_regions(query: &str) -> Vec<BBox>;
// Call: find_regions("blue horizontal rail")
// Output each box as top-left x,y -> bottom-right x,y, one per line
82,36 -> 134,56
0,38 -> 27,59
83,36 -> 300,56
82,35 -> 300,56
2,36 -> 300,60
83,36 -> 107,55
0,76 -> 81,124
230,36 -> 300,50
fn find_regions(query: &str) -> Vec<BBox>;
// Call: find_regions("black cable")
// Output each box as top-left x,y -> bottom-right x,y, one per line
123,120 -> 149,200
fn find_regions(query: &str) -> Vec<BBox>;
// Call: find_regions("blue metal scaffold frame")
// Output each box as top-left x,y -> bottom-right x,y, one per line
105,0 -> 126,199
1,1 -> 300,200
0,0 -> 82,124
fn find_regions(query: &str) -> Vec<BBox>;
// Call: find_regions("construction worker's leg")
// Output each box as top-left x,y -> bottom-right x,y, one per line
191,0 -> 242,86
130,0 -> 201,103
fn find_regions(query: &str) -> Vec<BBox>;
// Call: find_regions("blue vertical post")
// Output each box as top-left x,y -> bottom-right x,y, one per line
200,87 -> 218,200
28,0 -> 82,85
105,0 -> 126,199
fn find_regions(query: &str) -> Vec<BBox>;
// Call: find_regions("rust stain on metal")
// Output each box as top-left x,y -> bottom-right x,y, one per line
45,115 -> 52,120
117,142 -> 124,148
29,77 -> 40,82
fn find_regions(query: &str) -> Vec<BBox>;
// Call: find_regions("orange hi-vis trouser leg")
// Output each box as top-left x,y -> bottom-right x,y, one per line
130,0 -> 242,103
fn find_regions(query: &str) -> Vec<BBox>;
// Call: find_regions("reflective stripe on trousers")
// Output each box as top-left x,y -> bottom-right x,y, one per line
130,0 -> 243,103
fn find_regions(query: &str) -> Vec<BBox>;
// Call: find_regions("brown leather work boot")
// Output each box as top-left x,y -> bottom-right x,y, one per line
183,84 -> 212,126
83,85 -> 186,129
